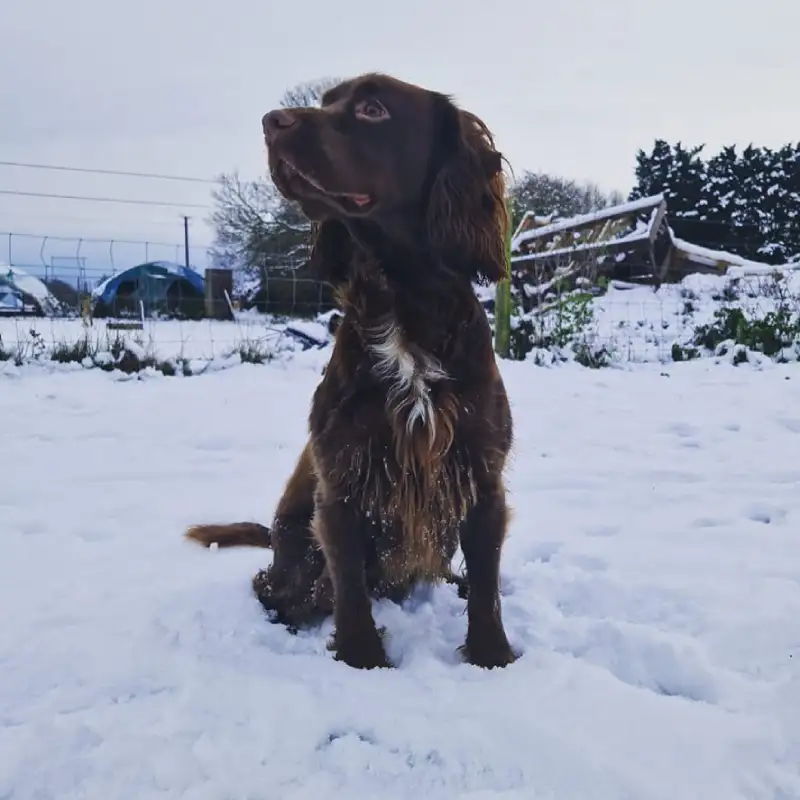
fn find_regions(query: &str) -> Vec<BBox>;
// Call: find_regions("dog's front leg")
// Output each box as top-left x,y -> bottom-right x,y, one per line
315,497 -> 391,669
458,484 -> 517,669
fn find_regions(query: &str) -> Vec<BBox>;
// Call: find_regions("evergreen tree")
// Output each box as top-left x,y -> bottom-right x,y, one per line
784,143 -> 800,261
628,140 -> 706,215
629,140 -> 708,243
731,145 -> 770,260
628,139 -> 673,202
667,143 -> 707,216
629,138 -> 800,265
762,142 -> 800,263
699,145 -> 741,253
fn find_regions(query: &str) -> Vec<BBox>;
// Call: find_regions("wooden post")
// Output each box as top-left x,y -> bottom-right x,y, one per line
494,222 -> 513,358
205,268 -> 234,320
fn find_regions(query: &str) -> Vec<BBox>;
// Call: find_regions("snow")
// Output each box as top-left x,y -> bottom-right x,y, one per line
511,194 -> 664,252
1,265 -> 51,304
0,291 -> 21,312
0,264 -> 60,315
1,354 -> 799,798
0,313 -> 326,367
510,210 -> 557,242
503,266 -> 800,365
671,235 -> 779,274
511,222 -> 652,265
510,196 -> 793,279
586,269 -> 800,360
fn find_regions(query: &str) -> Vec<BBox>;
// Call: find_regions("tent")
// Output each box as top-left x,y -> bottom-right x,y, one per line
0,265 -> 61,316
91,261 -> 205,319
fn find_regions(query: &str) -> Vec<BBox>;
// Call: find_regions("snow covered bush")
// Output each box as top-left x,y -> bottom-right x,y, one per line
508,277 -> 613,367
502,262 -> 800,367
683,270 -> 800,363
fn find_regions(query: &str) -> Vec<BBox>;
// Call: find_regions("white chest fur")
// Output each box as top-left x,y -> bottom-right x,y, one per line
367,317 -> 448,434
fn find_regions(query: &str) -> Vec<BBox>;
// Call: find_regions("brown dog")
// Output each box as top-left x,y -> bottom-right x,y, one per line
186,73 -> 517,670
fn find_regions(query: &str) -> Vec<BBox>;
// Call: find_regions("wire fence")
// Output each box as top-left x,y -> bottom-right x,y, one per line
2,228 -> 799,370
0,230 -> 342,320
498,259 -> 800,365
2,231 -> 211,289
1,266 -> 798,371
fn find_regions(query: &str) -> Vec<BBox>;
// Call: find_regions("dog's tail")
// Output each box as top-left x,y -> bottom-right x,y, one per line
184,522 -> 272,549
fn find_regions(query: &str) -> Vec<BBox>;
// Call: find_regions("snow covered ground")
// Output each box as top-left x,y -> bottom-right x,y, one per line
0,311 -> 333,368
1,355 -> 799,799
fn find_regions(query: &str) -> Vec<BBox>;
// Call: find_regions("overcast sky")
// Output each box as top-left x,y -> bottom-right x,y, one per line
2,0 -> 799,276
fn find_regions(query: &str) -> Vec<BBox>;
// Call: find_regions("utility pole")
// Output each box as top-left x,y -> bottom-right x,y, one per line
183,216 -> 190,269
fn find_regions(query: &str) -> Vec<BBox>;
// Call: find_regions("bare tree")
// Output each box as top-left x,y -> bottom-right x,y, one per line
508,171 -> 625,230
279,76 -> 343,109
208,77 -> 344,279
209,172 -> 309,273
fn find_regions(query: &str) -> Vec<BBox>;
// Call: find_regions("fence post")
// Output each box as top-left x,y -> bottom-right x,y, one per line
205,268 -> 234,320
494,221 -> 512,358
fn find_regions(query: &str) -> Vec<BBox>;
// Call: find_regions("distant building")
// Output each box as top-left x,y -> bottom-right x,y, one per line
0,266 -> 61,316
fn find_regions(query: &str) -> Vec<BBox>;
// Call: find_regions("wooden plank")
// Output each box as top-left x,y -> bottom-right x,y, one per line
106,322 -> 144,331
512,195 -> 664,253
647,199 -> 668,246
205,268 -> 234,320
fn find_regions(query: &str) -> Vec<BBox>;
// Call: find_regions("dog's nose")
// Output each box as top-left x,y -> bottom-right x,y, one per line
262,109 -> 297,144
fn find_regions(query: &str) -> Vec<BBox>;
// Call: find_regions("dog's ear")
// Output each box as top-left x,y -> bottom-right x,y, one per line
426,98 -> 509,285
308,218 -> 354,286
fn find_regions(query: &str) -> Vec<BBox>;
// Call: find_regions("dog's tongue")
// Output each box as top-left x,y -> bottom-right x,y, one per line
352,194 -> 371,207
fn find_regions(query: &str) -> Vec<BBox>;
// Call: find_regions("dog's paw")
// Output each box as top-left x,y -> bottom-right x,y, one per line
328,625 -> 393,670
458,629 -> 519,669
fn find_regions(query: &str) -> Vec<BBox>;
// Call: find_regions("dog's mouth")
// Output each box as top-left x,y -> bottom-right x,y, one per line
276,159 -> 375,214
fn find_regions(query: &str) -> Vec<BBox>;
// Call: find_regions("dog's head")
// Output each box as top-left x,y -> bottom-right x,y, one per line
262,73 -> 508,284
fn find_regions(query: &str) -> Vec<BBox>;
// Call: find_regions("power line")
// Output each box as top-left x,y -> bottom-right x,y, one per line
1,230 -> 213,249
0,189 -> 211,210
0,160 -> 216,184
0,209 -> 206,229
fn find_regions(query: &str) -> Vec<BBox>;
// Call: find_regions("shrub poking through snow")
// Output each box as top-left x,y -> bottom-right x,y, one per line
0,316 -> 311,376
226,334 -> 275,365
505,264 -> 800,367
50,335 -> 98,365
687,270 -> 800,364
508,276 -> 612,366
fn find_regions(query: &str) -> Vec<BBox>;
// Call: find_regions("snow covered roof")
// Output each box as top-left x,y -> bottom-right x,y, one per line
511,195 -> 667,267
0,289 -> 23,311
509,195 -> 784,283
510,210 -> 558,243
91,261 -> 205,302
670,235 -> 777,276
0,264 -> 61,315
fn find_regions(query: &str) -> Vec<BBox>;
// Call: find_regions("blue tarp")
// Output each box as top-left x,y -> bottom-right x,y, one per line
92,261 -> 205,314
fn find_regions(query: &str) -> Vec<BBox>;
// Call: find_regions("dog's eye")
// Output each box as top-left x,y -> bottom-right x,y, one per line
355,99 -> 389,122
